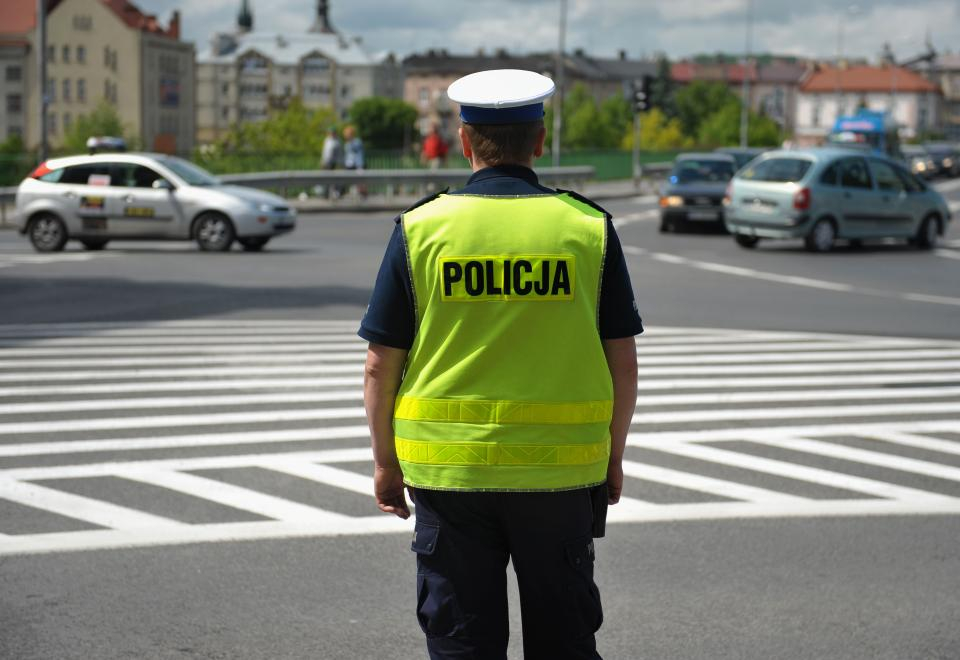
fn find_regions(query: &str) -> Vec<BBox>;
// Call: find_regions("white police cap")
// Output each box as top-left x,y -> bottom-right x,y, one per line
447,69 -> 555,124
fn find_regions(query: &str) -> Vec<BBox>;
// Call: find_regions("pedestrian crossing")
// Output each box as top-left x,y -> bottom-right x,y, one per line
1,320 -> 959,556
0,252 -> 107,269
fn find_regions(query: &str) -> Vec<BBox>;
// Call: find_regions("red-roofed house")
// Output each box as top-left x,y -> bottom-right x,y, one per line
2,0 -> 194,153
795,65 -> 941,143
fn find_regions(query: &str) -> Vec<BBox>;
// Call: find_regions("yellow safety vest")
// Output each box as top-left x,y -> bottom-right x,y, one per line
395,192 -> 613,491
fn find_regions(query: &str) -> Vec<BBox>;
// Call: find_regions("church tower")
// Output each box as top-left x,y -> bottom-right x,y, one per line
309,0 -> 336,34
237,0 -> 253,33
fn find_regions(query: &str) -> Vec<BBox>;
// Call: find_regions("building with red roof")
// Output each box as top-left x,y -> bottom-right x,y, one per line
795,64 -> 942,143
1,0 -> 193,153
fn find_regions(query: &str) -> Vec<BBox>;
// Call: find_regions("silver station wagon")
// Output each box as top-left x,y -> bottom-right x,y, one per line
724,148 -> 951,252
15,153 -> 296,252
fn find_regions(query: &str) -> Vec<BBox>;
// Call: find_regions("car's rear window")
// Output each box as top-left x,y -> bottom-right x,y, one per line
671,159 -> 735,183
740,158 -> 812,183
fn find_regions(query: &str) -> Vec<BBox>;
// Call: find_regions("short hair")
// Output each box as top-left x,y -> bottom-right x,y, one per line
462,120 -> 544,166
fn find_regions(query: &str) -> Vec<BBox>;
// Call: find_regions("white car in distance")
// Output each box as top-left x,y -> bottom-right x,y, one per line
15,153 -> 296,252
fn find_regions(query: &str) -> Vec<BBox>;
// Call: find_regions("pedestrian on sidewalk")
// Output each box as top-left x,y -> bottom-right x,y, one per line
420,124 -> 448,170
343,125 -> 366,198
360,68 -> 641,659
320,125 -> 342,199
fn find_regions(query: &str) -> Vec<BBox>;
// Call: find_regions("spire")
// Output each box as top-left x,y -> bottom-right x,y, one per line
237,0 -> 253,33
309,0 -> 336,34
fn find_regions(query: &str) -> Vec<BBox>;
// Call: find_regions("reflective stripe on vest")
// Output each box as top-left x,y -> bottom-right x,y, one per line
397,192 -> 613,492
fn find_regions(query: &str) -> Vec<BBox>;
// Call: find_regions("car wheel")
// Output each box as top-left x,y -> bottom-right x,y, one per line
28,214 -> 68,253
80,239 -> 109,251
804,219 -> 836,253
194,213 -> 236,252
734,234 -> 759,249
915,216 -> 939,250
658,217 -> 670,233
239,237 -> 270,252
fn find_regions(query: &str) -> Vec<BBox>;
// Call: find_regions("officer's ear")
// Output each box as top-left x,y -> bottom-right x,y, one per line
532,124 -> 547,159
458,126 -> 473,162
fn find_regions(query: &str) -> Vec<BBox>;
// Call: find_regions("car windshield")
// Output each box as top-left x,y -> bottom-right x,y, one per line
671,159 -> 735,183
158,157 -> 220,186
739,158 -> 812,183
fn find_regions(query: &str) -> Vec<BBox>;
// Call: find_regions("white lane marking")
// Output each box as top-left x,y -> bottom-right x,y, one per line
0,253 -> 104,264
934,249 -> 960,260
0,426 -> 372,458
4,371 -> 960,399
0,406 -> 367,435
0,320 -> 362,330
6,357 -> 960,384
630,402 -> 960,425
7,345 -> 959,369
868,432 -> 960,457
121,470 -> 349,523
644,442 -> 955,502
0,478 -> 184,530
626,420 -> 960,445
5,385 -> 960,417
613,209 -> 659,228
0,343 -> 366,356
0,336 -> 366,348
620,460 -> 807,504
935,178 -> 960,193
631,249 -> 960,307
0,376 -> 366,398
263,461 -> 374,497
756,437 -> 960,482
0,330 -> 366,339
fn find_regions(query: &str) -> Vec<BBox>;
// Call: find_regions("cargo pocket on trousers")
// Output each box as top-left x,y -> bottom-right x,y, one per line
563,535 -> 604,635
411,520 -> 464,637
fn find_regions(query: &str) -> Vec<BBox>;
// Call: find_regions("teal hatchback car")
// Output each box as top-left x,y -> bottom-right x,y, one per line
725,148 -> 952,252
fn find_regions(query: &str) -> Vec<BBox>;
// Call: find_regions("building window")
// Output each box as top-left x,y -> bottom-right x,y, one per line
6,94 -> 22,114
62,79 -> 71,102
47,78 -> 56,102
812,100 -> 821,128
104,78 -> 110,100
919,104 -> 928,130
62,45 -> 70,63
283,84 -> 292,96
221,82 -> 229,95
5,66 -> 21,82
63,112 -> 72,132
49,113 -> 57,135
419,87 -> 429,106
48,45 -> 55,63
341,85 -> 350,99
77,45 -> 86,64
221,106 -> 229,120
77,78 -> 86,102
104,45 -> 109,66
8,126 -> 23,139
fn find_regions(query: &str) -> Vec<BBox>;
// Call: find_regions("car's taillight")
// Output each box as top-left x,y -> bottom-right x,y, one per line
29,162 -> 51,179
793,187 -> 811,211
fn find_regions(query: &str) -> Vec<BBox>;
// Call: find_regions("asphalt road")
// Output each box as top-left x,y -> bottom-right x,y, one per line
1,179 -> 959,659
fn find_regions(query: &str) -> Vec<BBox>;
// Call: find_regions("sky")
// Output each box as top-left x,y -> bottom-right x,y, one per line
137,0 -> 960,62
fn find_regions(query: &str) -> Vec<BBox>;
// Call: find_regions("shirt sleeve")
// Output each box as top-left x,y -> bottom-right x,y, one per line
598,219 -> 643,339
358,222 -> 416,349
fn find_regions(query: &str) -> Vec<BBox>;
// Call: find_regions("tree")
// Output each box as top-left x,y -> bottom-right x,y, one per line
348,97 -> 418,150
674,81 -> 738,138
597,95 -> 632,149
62,100 -> 137,153
215,98 -> 337,154
696,100 -> 782,148
620,108 -> 693,150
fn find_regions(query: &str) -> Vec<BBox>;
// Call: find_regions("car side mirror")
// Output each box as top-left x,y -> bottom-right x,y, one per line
152,179 -> 174,190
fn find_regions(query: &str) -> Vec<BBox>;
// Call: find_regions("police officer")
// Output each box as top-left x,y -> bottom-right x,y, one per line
360,69 -> 641,660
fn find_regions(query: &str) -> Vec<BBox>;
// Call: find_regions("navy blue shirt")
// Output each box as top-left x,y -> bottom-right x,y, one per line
359,165 -> 643,348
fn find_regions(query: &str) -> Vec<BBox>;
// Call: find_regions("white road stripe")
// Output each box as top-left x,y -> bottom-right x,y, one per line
263,461 -> 374,497
0,353 -> 366,368
3,371 -> 959,399
5,358 -> 960,383
3,400 -> 960,436
630,402 -> 960,425
755,437 -> 960,482
0,478 -> 184,530
639,250 -> 960,307
934,249 -> 960,261
644,442 -> 955,502
633,348 -> 960,365
0,343 -> 366,356
626,420 -> 960,445
620,460 -> 807,503
4,385 -> 960,417
121,470 -> 349,523
0,426 -> 373,458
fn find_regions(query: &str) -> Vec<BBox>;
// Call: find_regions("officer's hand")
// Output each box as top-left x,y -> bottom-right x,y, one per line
606,460 -> 624,505
374,465 -> 410,519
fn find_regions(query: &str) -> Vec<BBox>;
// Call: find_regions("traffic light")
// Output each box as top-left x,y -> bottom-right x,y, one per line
631,75 -> 654,113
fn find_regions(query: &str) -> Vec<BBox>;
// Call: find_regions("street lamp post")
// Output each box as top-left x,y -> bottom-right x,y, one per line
552,0 -> 566,168
835,4 -> 860,124
37,0 -> 48,161
739,0 -> 753,148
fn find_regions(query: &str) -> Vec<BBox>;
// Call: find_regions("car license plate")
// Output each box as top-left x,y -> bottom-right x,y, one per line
688,210 -> 718,221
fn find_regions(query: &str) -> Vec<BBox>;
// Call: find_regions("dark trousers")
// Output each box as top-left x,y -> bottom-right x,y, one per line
410,487 -> 603,660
